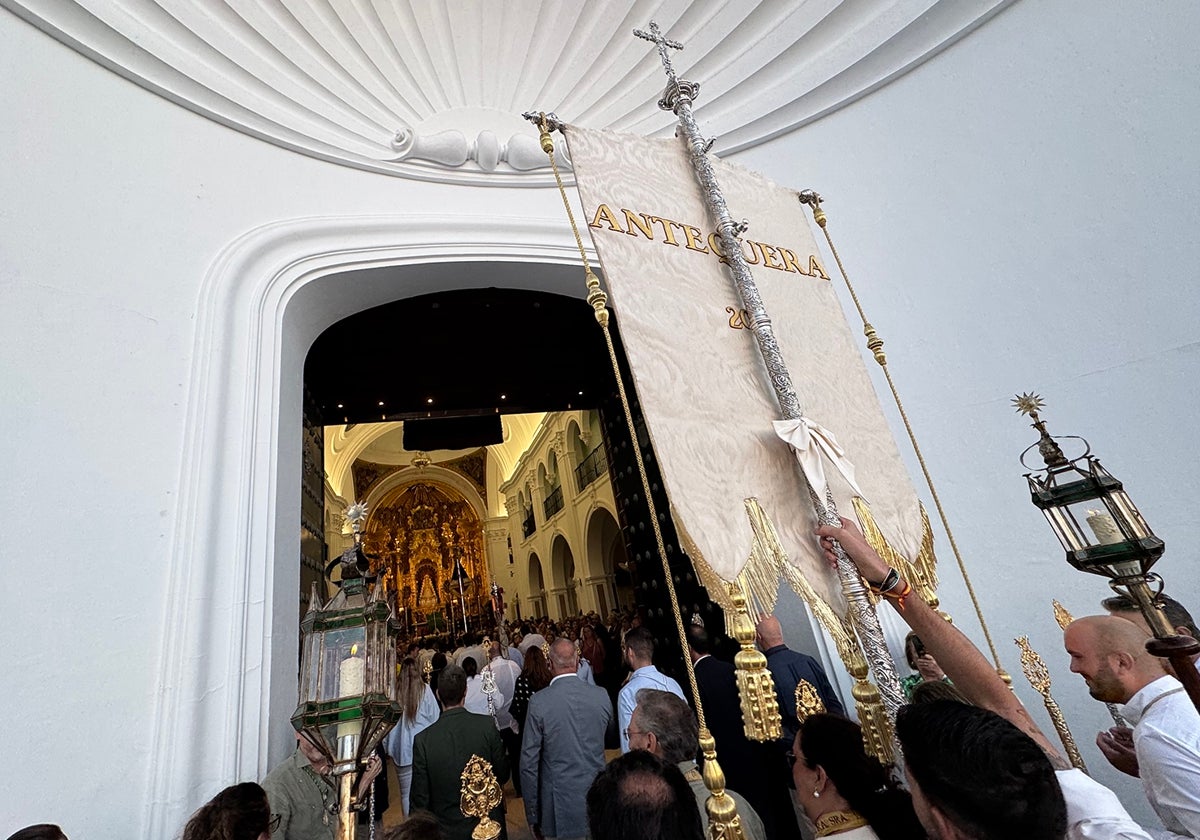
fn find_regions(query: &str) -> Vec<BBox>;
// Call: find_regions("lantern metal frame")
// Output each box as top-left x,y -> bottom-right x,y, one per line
292,505 -> 402,839
1016,394 -> 1200,712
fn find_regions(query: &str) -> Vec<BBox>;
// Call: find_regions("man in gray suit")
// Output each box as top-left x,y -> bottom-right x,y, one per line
521,637 -> 616,840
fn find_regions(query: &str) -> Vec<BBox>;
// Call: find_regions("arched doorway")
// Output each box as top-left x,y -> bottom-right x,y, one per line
585,506 -> 630,617
528,553 -> 546,618
550,534 -> 577,618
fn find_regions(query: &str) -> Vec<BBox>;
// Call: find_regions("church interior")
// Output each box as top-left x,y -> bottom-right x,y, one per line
2,2 -> 1198,837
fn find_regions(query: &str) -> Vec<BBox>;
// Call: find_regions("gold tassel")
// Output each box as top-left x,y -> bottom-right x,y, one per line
699,727 -> 748,840
846,649 -> 896,765
1015,636 -> 1087,772
744,500 -> 894,764
729,583 -> 783,741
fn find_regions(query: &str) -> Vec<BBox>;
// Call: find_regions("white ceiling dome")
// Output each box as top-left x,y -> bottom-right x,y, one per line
5,0 -> 1013,184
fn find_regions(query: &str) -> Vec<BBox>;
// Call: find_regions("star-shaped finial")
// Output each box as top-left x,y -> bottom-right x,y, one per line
345,501 -> 369,524
1012,392 -> 1046,417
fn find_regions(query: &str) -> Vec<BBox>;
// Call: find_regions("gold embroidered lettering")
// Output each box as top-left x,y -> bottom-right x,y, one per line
683,225 -> 709,253
622,209 -> 655,239
648,216 -> 682,246
589,204 -> 625,233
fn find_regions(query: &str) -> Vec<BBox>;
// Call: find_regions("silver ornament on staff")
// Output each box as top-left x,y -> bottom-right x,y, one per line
629,20 -> 904,713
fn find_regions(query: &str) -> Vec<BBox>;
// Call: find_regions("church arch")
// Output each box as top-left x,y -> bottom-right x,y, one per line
550,533 -> 578,616
150,214 -> 597,832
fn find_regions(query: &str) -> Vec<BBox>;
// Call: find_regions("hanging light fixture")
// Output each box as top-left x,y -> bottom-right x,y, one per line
1015,394 -> 1200,711
293,502 -> 402,839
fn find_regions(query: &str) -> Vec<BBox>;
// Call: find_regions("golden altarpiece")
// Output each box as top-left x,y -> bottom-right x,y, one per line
360,480 -> 489,631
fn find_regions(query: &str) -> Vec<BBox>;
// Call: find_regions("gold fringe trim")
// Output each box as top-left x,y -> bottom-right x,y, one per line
729,583 -> 782,741
852,498 -> 945,617
745,499 -> 894,765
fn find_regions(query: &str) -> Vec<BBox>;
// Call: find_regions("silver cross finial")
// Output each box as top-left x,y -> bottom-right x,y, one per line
634,21 -> 683,83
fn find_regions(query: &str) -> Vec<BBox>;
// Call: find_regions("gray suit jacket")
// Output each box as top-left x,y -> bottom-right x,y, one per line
520,673 -> 615,838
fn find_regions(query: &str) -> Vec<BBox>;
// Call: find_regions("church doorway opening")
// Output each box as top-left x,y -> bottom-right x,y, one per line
300,284 -> 725,678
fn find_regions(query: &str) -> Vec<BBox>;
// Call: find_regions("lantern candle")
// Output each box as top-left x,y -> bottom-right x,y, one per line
337,645 -> 364,740
1086,509 -> 1123,546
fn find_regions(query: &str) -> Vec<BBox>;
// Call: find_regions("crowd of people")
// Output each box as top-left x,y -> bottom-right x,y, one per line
13,528 -> 1199,840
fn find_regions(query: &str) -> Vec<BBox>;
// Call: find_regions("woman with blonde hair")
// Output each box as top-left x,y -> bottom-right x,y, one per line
384,656 -> 440,815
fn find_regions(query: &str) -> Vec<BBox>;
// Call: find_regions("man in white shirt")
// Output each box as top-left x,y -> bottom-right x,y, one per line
618,626 -> 686,753
486,638 -> 524,793
1065,616 -> 1200,838
1098,593 -> 1200,780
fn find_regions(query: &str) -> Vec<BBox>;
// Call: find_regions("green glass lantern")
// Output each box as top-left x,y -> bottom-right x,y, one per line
1015,394 -> 1162,580
293,503 -> 401,783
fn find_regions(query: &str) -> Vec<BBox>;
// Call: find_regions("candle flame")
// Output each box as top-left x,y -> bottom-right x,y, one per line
350,644 -> 359,656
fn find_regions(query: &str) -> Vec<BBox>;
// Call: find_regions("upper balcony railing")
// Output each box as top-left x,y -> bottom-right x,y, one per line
543,485 -> 564,520
574,445 -> 608,492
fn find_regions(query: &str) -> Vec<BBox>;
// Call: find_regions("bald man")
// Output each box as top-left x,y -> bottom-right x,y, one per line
521,637 -> 616,840
755,614 -> 843,743
1065,616 -> 1200,838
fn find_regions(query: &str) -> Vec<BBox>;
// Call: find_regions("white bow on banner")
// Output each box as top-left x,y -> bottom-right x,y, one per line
773,417 -> 866,504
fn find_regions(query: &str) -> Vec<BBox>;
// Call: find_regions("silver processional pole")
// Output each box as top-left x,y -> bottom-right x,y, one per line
629,21 -> 904,714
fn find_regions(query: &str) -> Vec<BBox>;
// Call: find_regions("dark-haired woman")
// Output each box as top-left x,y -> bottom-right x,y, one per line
181,782 -> 273,840
791,714 -> 925,839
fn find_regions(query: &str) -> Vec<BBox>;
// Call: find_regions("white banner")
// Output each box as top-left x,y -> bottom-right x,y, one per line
566,125 -> 925,613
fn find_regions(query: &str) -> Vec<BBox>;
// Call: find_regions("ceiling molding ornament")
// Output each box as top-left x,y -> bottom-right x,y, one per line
5,0 -> 1013,186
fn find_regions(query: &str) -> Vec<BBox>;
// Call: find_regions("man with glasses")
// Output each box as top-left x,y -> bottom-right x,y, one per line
627,688 -> 767,840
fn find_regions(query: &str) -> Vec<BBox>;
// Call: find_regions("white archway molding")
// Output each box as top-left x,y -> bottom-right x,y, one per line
145,213 -> 594,836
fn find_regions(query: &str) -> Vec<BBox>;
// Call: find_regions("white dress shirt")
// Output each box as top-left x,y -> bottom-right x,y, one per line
1056,768 -> 1154,839
487,655 -> 522,732
618,664 -> 686,752
1123,675 -> 1200,839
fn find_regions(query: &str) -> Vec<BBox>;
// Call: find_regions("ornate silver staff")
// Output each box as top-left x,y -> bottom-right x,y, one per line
631,21 -> 903,713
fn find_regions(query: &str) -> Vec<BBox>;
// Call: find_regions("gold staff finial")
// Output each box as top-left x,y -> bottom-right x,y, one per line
1015,636 -> 1086,772
1052,599 -> 1074,631
460,754 -> 503,840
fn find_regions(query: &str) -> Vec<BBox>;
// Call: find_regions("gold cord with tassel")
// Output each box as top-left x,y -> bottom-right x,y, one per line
799,191 -> 1009,684
847,649 -> 896,765
537,115 -> 746,840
